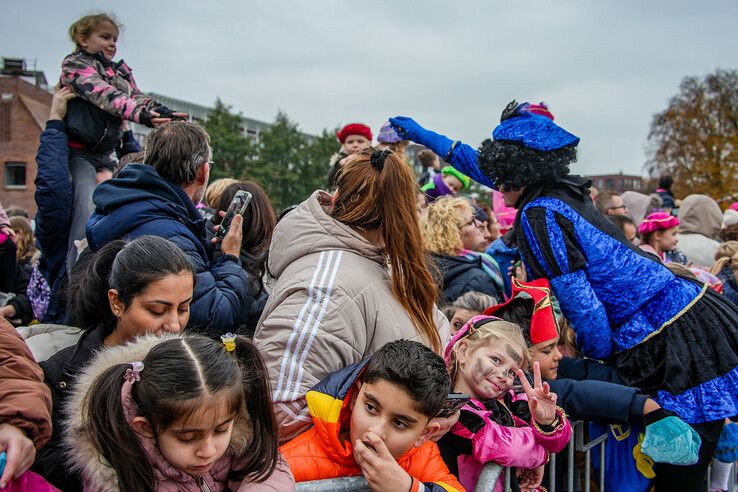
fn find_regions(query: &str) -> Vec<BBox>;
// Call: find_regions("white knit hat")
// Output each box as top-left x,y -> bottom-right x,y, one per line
722,208 -> 738,229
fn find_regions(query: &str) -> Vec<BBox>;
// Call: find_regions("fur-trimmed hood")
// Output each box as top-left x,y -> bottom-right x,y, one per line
62,333 -> 254,492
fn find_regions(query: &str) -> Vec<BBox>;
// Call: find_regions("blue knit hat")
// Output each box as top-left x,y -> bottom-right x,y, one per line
492,100 -> 580,151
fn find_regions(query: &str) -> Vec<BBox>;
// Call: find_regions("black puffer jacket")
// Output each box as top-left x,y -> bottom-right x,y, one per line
430,252 -> 501,304
33,324 -> 105,492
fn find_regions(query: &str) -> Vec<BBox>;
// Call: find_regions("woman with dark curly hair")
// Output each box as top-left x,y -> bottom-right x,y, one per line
390,102 -> 738,491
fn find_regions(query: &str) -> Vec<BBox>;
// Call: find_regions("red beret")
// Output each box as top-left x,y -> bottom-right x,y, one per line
336,123 -> 372,144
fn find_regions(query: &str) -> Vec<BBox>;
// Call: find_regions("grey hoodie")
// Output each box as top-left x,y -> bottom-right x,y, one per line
677,194 -> 722,268
254,191 -> 450,443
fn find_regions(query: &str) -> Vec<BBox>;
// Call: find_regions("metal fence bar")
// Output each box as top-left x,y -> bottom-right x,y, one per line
567,423 -> 576,492
475,463 -> 504,492
503,467 -> 511,491
707,464 -> 712,491
548,450 -> 557,492
295,476 -> 371,491
571,420 -> 609,492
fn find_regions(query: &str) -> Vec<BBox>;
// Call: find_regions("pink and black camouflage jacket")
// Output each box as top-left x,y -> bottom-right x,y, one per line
60,50 -> 157,126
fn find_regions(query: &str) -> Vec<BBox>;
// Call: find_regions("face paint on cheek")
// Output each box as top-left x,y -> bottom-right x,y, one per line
471,357 -> 487,382
505,344 -> 522,366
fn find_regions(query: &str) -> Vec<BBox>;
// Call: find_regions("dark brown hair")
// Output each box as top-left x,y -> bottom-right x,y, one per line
66,236 -> 195,335
82,335 -> 279,490
216,181 -> 277,294
417,149 -> 438,169
332,148 -> 441,352
145,121 -> 210,186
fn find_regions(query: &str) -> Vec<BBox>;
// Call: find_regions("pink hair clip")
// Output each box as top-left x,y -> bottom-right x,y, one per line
123,361 -> 144,383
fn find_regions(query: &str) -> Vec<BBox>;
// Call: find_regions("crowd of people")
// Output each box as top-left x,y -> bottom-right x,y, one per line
1,11 -> 737,492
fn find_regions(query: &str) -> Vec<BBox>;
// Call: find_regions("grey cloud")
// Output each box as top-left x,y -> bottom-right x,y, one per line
3,0 -> 737,175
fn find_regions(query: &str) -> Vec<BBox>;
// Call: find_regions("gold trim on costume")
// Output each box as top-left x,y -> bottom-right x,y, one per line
635,283 -> 708,347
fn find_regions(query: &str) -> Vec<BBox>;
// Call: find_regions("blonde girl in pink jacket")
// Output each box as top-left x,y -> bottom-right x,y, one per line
439,316 -> 571,492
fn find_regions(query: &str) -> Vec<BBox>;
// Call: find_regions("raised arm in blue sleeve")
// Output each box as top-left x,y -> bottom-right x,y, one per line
388,116 -> 496,188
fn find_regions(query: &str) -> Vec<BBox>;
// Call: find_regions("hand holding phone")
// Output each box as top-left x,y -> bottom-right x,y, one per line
216,191 -> 252,240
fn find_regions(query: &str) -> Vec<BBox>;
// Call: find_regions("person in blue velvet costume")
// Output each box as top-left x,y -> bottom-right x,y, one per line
389,101 -> 738,490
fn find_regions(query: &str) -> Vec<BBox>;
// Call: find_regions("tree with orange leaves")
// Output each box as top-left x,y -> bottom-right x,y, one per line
646,69 -> 738,202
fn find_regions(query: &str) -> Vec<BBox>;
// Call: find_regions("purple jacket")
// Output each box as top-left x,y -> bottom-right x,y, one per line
421,173 -> 455,203
439,390 -> 571,492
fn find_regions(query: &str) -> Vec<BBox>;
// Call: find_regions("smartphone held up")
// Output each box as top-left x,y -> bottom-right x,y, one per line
216,190 -> 252,240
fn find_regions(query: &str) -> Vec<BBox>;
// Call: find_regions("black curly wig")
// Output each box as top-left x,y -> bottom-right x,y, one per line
478,139 -> 578,191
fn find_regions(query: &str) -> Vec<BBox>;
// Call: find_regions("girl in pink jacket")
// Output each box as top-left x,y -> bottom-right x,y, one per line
439,316 -> 571,492
63,333 -> 294,491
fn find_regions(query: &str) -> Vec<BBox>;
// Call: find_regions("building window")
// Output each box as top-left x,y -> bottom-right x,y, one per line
4,162 -> 26,188
0,101 -> 10,142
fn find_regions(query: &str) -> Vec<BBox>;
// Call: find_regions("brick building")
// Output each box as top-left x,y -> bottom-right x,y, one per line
0,59 -> 51,216
585,172 -> 643,194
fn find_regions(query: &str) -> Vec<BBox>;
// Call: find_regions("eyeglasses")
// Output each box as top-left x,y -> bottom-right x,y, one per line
608,205 -> 626,212
460,217 -> 480,229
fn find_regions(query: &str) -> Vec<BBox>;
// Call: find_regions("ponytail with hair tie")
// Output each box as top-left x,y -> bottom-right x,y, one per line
370,149 -> 391,171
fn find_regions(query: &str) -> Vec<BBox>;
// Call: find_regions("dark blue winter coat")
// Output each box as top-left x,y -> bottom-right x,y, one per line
549,378 -> 647,425
430,252 -> 501,304
717,266 -> 738,306
34,120 -> 73,323
485,233 -> 519,298
86,164 -> 248,334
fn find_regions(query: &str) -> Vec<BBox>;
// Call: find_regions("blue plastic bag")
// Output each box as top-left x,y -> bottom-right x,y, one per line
641,416 -> 701,465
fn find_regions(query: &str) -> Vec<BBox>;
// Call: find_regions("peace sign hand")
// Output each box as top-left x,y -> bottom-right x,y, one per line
515,361 -> 558,426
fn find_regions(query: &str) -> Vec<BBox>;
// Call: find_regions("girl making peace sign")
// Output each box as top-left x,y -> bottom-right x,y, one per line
440,316 -> 571,492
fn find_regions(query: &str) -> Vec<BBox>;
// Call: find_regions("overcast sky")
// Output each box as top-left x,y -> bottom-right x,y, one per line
4,1 -> 737,175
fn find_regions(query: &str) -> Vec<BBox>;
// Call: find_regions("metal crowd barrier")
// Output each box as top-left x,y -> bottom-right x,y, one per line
295,476 -> 370,491
474,420 -> 607,492
294,420 -> 738,492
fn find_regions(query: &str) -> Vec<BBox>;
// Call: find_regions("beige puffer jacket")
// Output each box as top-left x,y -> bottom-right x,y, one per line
255,191 -> 449,442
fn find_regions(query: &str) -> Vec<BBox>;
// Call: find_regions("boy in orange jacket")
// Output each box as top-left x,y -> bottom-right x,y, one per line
280,339 -> 464,492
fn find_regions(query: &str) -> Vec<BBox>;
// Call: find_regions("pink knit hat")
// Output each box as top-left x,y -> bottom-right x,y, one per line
638,212 -> 679,235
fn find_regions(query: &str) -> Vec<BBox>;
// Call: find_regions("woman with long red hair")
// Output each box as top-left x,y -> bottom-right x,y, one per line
255,147 -> 449,443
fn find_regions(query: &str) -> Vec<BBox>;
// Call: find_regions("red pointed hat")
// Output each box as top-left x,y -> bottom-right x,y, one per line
483,277 -> 558,345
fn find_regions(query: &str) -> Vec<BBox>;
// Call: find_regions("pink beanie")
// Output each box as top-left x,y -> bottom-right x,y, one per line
729,202 -> 738,212
639,212 -> 679,235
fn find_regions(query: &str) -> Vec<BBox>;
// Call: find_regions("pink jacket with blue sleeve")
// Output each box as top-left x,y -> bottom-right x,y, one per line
438,390 -> 570,492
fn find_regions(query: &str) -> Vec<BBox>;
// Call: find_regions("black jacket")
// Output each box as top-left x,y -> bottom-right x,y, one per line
431,252 -> 501,304
33,325 -> 105,492
0,238 -> 32,326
